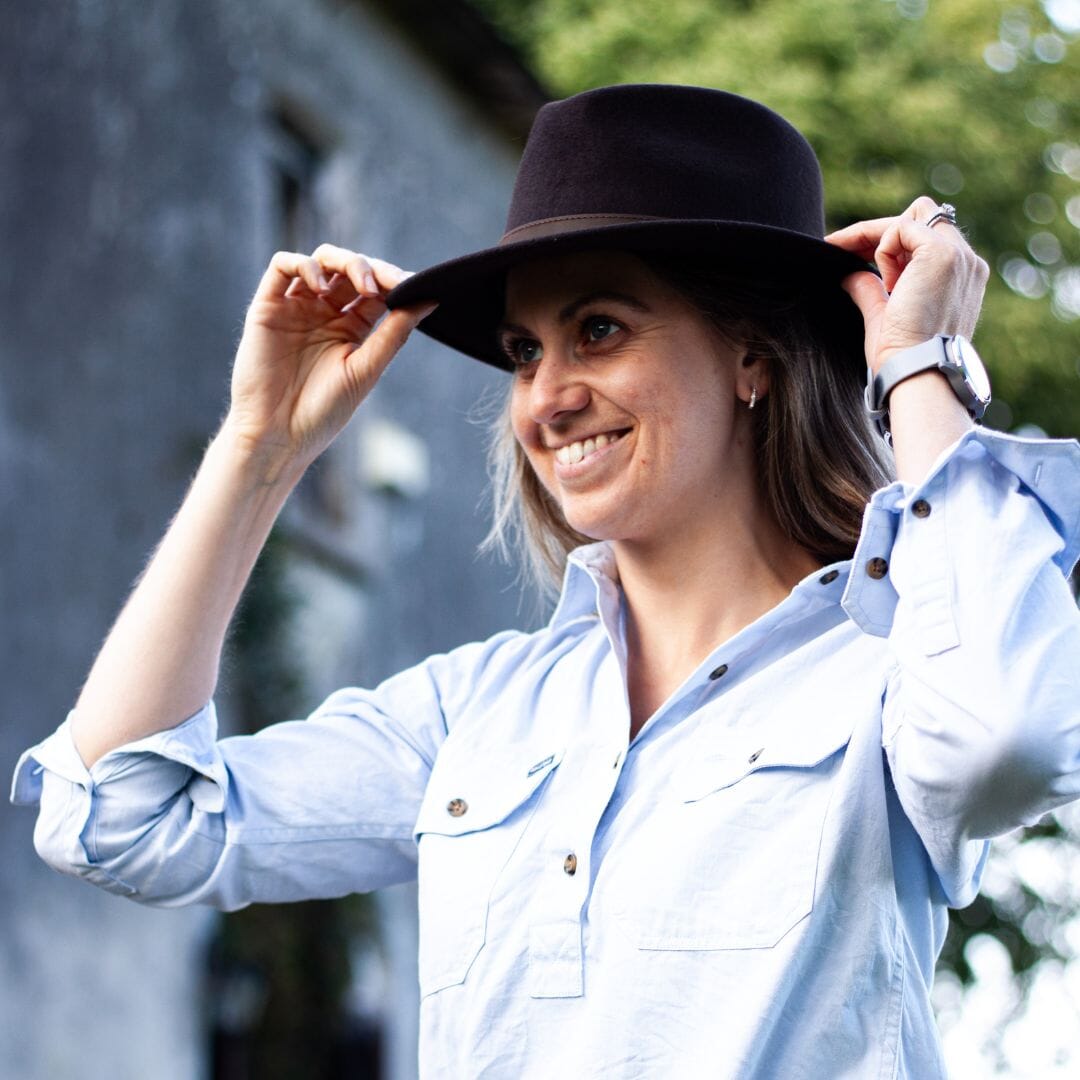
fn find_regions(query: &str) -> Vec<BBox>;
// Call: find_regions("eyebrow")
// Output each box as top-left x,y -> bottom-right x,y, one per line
496,290 -> 651,340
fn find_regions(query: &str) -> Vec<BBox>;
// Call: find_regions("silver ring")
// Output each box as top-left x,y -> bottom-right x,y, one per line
925,203 -> 958,229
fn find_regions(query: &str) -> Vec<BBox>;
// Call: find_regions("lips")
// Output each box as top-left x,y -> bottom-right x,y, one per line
553,430 -> 627,465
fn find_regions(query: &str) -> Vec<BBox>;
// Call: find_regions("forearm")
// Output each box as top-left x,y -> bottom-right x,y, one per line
71,422 -> 304,767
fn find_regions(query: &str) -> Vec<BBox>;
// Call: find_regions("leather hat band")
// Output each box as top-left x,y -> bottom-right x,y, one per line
499,213 -> 666,245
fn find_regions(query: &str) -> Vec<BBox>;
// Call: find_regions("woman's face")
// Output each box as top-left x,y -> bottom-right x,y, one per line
504,251 -> 753,547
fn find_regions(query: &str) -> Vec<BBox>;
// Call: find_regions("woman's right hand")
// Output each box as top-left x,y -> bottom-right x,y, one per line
225,244 -> 434,478
70,248 -> 432,765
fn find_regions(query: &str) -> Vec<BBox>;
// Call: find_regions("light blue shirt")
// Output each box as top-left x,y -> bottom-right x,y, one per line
13,428 -> 1080,1079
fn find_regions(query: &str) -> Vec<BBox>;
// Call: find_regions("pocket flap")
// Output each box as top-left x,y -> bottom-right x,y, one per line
680,717 -> 852,803
413,746 -> 564,840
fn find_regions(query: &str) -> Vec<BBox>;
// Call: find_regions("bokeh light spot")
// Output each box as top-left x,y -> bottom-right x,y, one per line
929,162 -> 965,195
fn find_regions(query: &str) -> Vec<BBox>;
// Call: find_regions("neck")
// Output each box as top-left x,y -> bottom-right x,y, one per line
612,492 -> 821,738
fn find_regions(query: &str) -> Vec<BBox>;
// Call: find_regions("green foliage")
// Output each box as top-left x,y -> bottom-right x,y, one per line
474,0 -> 1080,434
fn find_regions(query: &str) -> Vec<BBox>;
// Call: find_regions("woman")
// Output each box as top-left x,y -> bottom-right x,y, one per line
14,85 -> 1080,1077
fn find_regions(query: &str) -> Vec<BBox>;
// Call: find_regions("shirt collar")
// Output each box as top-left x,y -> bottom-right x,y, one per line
549,542 -> 619,628
550,541 -> 852,630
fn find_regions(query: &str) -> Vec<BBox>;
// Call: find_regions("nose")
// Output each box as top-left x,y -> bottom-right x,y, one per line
525,351 -> 590,426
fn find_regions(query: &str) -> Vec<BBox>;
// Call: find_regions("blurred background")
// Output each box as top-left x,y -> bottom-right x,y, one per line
2,1 -> 1077,1077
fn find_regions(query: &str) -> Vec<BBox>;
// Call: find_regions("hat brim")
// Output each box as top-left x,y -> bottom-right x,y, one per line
386,219 -> 872,372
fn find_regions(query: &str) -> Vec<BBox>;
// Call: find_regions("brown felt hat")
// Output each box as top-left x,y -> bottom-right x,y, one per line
386,83 -> 870,371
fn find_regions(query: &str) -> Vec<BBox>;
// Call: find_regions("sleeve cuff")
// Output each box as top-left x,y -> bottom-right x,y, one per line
10,704 -> 228,813
842,426 -> 1080,640
10,712 -> 91,805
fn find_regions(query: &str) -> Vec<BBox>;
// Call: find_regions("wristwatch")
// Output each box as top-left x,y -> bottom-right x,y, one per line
865,333 -> 991,435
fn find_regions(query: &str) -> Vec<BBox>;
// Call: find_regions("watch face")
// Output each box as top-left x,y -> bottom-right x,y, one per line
948,335 -> 992,403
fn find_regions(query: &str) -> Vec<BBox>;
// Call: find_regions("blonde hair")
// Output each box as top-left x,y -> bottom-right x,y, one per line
482,255 -> 893,600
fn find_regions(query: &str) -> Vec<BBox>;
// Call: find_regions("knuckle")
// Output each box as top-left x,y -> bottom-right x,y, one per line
937,244 -> 964,271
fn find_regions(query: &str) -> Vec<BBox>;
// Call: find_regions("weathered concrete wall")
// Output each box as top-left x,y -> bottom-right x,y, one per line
1,2 -> 528,1076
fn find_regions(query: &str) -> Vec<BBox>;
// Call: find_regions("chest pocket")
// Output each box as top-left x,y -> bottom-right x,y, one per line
608,721 -> 852,951
413,746 -> 562,998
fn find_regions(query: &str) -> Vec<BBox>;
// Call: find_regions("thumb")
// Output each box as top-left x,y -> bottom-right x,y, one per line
347,302 -> 438,388
839,271 -> 888,325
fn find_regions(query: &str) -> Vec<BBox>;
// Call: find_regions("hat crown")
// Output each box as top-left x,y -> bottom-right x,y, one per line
506,84 -> 826,240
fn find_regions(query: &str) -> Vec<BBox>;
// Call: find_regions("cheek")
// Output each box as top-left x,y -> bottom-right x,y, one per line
508,387 -> 534,447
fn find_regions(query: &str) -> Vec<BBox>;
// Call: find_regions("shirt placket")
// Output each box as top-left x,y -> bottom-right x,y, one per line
527,648 -> 627,999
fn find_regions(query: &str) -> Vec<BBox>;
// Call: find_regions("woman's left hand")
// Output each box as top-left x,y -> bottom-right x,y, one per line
826,196 -> 989,375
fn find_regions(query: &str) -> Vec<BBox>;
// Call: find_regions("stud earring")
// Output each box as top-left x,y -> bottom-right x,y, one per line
748,385 -> 758,410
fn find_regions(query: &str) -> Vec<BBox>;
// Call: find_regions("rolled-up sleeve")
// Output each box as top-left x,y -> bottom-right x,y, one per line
843,427 -> 1080,906
10,639 -> 515,909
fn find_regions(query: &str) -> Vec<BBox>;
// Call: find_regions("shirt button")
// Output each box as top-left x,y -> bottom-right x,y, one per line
819,569 -> 839,585
446,798 -> 468,817
911,499 -> 932,518
563,853 -> 578,876
866,557 -> 889,580
709,664 -> 728,680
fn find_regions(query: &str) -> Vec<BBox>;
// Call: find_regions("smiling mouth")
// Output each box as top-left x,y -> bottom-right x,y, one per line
553,429 -> 628,465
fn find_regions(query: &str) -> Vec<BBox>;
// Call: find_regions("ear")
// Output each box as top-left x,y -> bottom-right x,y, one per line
737,352 -> 770,406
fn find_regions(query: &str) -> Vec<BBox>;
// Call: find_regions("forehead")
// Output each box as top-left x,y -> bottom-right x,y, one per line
503,250 -> 664,318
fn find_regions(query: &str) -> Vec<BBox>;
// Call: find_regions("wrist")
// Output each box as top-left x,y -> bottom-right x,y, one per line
865,333 -> 991,438
212,416 -> 311,493
888,372 -> 973,484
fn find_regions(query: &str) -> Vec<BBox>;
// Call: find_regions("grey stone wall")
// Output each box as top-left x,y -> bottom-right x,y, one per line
1,2 -> 529,1076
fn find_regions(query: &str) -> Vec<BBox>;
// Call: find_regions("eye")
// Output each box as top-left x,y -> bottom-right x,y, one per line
582,316 -> 621,344
501,336 -> 543,369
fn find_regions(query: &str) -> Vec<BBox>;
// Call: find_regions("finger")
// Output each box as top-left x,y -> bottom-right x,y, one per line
319,272 -> 362,311
310,245 -> 414,299
826,195 -> 958,260
904,195 -> 970,244
872,218 -> 911,293
838,271 -> 885,363
311,243 -> 380,295
345,302 -> 437,388
825,217 -> 897,261
342,295 -> 389,329
366,257 -> 414,293
259,251 -> 329,299
875,214 -> 966,293
901,195 -> 941,221
839,270 -> 888,322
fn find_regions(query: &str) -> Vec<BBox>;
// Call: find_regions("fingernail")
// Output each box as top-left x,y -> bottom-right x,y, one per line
365,271 -> 379,293
318,273 -> 331,291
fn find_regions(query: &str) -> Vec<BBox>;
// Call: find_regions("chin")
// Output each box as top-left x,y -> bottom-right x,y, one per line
559,503 -> 635,544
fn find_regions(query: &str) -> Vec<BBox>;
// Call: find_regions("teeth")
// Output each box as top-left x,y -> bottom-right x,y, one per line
554,431 -> 622,466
